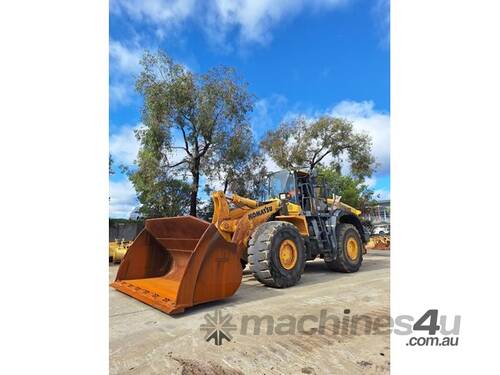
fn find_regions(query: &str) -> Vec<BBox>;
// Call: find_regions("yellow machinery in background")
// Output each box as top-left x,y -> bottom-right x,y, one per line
365,235 -> 390,250
109,239 -> 132,263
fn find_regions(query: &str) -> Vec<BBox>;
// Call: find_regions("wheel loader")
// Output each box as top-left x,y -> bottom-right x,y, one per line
112,169 -> 368,314
109,239 -> 132,263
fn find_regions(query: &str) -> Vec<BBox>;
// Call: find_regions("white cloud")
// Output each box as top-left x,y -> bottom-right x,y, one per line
372,0 -> 390,48
112,0 -> 350,47
329,100 -> 390,175
109,123 -> 142,166
108,38 -> 195,106
110,0 -> 389,54
206,0 -> 348,45
364,176 -> 377,188
109,39 -> 144,106
109,39 -> 142,75
109,179 -> 138,218
112,0 -> 196,26
110,83 -> 133,106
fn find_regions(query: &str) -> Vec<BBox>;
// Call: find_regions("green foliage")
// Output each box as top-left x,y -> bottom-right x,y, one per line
261,116 -> 375,179
317,166 -> 375,209
204,122 -> 267,197
134,50 -> 254,216
197,184 -> 216,221
129,170 -> 192,218
230,161 -> 268,199
122,51 -> 377,220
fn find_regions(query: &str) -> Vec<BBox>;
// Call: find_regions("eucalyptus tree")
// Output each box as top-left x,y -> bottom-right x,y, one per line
134,51 -> 254,216
261,116 -> 375,179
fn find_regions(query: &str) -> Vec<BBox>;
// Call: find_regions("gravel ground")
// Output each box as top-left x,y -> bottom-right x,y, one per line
110,250 -> 390,374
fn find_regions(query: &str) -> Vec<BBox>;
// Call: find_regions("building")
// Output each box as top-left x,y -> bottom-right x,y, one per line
363,199 -> 390,226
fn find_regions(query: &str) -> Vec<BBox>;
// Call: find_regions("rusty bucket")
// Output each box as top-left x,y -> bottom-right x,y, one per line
111,216 -> 242,314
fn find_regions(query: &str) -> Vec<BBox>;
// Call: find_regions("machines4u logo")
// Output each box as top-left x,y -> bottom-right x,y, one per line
200,310 -> 237,346
199,308 -> 461,347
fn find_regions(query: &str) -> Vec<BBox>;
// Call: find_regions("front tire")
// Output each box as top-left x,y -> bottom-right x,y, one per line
248,221 -> 306,288
325,223 -> 363,273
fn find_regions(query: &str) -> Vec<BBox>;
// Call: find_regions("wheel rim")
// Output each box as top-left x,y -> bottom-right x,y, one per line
279,239 -> 298,270
346,237 -> 359,261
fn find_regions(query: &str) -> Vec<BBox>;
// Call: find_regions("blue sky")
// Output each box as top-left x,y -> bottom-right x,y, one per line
109,0 -> 390,218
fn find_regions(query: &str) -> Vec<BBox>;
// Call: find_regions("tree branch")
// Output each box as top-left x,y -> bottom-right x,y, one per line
182,111 -> 198,133
179,125 -> 192,157
199,141 -> 211,157
168,159 -> 189,168
311,149 -> 332,169
212,105 -> 224,129
310,145 -> 326,166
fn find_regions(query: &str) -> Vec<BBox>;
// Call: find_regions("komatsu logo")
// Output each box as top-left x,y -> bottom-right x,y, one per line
248,205 -> 273,220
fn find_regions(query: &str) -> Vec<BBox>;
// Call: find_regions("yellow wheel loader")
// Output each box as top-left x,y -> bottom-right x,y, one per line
112,169 -> 368,314
109,240 -> 120,263
109,239 -> 132,263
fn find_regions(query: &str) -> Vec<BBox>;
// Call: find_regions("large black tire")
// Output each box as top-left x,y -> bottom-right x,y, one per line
248,221 -> 306,288
325,223 -> 363,273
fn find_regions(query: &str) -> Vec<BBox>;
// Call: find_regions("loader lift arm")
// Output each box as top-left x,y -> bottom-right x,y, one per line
211,191 -> 281,252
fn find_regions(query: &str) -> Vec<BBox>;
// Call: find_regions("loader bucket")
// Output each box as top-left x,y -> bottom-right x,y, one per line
111,216 -> 242,314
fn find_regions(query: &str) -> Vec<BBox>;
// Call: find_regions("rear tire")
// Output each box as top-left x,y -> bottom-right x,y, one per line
325,223 -> 363,273
248,221 -> 306,288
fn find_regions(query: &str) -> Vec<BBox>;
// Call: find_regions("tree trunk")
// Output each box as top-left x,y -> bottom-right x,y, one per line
189,159 -> 200,217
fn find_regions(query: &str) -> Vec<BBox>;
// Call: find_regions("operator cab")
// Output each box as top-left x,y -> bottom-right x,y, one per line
261,170 -> 298,203
261,169 -> 330,215
261,169 -> 316,205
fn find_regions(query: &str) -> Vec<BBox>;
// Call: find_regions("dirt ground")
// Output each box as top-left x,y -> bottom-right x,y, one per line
110,250 -> 390,374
